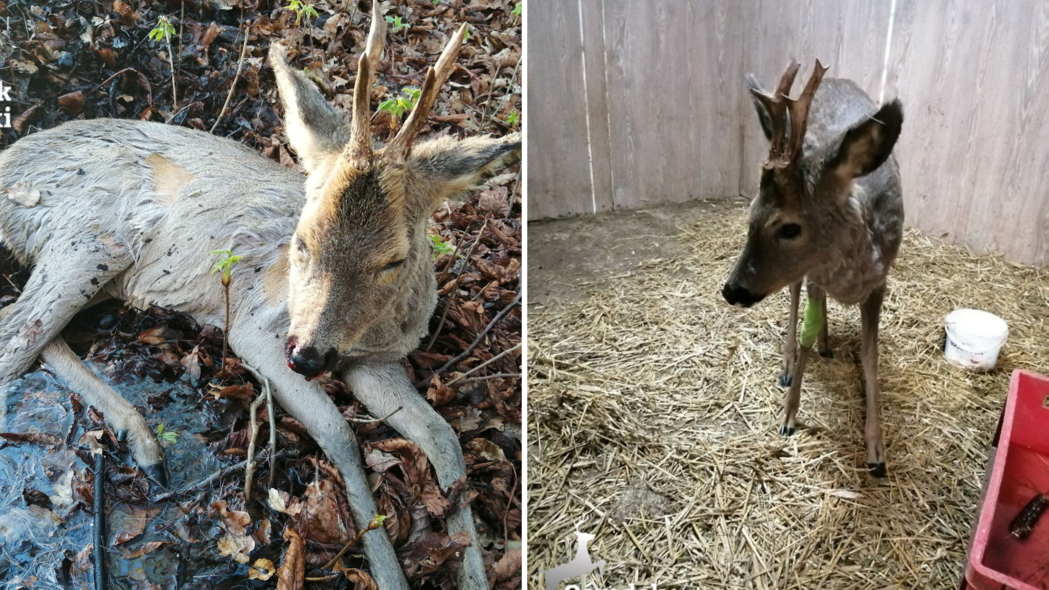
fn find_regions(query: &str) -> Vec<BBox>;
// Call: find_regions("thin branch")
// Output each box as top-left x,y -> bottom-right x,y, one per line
481,54 -> 522,132
459,372 -> 520,383
93,451 -> 107,590
322,515 -> 388,570
150,448 -> 293,503
425,216 -> 490,351
210,18 -> 252,134
443,342 -> 521,387
421,291 -> 521,385
346,406 -> 403,424
241,362 -> 276,503
165,33 -> 177,111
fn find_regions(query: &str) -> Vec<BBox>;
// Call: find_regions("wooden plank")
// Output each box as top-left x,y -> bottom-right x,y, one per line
579,0 -> 615,213
526,0 -> 595,219
739,0 -> 891,197
886,0 -> 1049,265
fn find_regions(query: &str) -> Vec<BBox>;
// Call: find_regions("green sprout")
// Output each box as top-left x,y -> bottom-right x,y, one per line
429,234 -> 460,260
506,109 -> 520,126
211,249 -> 242,285
156,424 -> 178,445
385,15 -> 409,33
147,16 -> 176,42
378,87 -> 421,119
286,0 -> 319,25
511,2 -> 522,25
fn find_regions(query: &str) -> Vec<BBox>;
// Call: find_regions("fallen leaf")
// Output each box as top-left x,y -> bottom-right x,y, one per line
276,527 -> 305,590
425,375 -> 456,407
402,531 -> 472,578
122,541 -> 169,559
5,182 -> 40,207
217,532 -> 255,564
11,100 -> 42,132
295,479 -> 354,545
342,567 -> 378,590
268,488 -> 303,516
488,548 -> 521,585
371,439 -> 450,516
211,501 -> 251,535
111,505 -> 160,545
0,431 -> 61,447
476,187 -> 509,216
249,557 -> 276,581
137,324 -> 177,344
180,346 -> 201,381
57,91 -> 85,115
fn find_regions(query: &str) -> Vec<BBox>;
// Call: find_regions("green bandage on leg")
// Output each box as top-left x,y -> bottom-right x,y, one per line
799,297 -> 824,349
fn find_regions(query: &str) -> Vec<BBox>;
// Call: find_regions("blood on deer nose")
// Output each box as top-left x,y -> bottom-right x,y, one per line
286,342 -> 337,379
722,282 -> 765,308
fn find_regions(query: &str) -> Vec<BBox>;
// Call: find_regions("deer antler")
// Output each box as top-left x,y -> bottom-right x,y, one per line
385,24 -> 468,162
750,59 -> 827,166
346,0 -> 386,168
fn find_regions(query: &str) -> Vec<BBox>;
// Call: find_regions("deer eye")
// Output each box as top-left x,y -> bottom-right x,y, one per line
778,223 -> 802,240
381,259 -> 405,273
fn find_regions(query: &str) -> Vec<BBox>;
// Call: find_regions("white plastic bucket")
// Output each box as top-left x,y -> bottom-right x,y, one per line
944,309 -> 1009,371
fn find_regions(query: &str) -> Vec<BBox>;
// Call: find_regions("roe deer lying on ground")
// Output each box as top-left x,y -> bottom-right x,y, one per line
721,60 -> 903,478
0,4 -> 519,588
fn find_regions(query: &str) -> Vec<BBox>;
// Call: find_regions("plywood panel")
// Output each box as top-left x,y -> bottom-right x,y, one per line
739,0 -> 891,197
886,0 -> 1049,265
525,0 -> 596,219
579,0 -> 615,214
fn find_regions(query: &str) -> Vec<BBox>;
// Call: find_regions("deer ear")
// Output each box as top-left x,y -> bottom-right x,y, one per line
828,99 -> 903,179
404,133 -> 521,210
270,43 -> 350,173
746,73 -> 775,142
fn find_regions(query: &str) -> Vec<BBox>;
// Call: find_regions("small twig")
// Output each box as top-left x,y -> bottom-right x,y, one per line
443,343 -> 521,387
241,362 -> 276,502
165,32 -> 177,110
421,292 -> 522,385
481,54 -> 522,132
459,372 -> 520,383
425,217 -> 490,352
150,448 -> 292,503
93,451 -> 107,590
346,406 -> 403,424
435,232 -> 464,285
322,515 -> 388,570
210,17 -> 251,133
503,461 -> 517,548
89,68 -> 136,95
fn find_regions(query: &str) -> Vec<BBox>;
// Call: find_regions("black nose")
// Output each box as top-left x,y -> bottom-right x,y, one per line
722,282 -> 765,308
287,345 -> 336,378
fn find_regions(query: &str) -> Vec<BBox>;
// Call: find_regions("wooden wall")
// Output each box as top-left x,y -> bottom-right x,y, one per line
527,0 -> 1049,266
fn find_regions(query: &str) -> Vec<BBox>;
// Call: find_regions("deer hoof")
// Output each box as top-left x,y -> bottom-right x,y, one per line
778,374 -> 792,387
141,462 -> 169,490
867,462 -> 887,478
779,424 -> 794,437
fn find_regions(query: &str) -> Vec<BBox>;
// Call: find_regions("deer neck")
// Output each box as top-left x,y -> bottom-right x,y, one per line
807,186 -> 887,304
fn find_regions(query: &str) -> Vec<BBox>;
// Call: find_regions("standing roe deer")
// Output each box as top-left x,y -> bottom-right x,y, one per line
721,60 -> 904,477
0,4 -> 519,588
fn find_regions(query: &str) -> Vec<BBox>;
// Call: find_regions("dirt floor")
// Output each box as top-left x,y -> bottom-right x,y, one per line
527,198 -> 1049,590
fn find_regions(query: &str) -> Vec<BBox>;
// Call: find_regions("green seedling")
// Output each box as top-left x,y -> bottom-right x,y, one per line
512,2 -> 522,25
286,0 -> 319,25
156,424 -> 179,445
378,87 -> 421,120
211,249 -> 242,375
149,16 -> 179,108
429,234 -> 460,260
385,15 -> 409,33
506,109 -> 520,126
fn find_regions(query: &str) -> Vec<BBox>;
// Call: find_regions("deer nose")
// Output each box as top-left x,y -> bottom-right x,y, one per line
722,282 -> 765,308
286,344 -> 336,379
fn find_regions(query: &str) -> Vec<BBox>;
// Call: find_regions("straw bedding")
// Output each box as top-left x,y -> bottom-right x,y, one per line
526,199 -> 1049,590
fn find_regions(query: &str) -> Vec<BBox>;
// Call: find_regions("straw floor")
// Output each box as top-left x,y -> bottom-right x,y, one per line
526,199 -> 1049,590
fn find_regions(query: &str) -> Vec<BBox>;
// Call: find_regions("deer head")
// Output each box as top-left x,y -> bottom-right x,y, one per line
271,2 -> 520,377
722,60 -> 903,307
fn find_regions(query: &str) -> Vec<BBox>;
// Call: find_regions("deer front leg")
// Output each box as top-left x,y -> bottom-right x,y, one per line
779,281 -> 802,387
229,332 -> 409,590
781,283 -> 825,435
860,286 -> 887,477
343,363 -> 488,590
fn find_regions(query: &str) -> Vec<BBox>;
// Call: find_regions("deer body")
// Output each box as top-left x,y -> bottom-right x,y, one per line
541,529 -> 606,590
0,5 -> 518,589
723,62 -> 903,477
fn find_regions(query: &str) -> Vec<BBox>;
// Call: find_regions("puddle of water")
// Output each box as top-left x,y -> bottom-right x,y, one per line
0,359 -> 253,588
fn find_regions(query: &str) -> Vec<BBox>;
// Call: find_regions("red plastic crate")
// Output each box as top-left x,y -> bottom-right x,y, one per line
966,370 -> 1049,590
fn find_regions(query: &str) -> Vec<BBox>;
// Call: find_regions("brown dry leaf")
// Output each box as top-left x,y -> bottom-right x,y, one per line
402,531 -> 472,578
217,532 -> 255,564
122,541 -> 169,559
342,567 -> 379,590
137,324 -> 176,344
180,346 -> 202,381
255,518 -> 273,546
276,527 -> 306,590
474,257 -> 521,283
268,488 -> 303,516
363,447 -> 400,473
476,187 -> 510,216
371,439 -> 450,516
57,91 -> 85,115
249,557 -> 276,581
295,479 -> 354,545
456,300 -> 488,333
11,100 -> 41,133
112,505 -> 160,545
425,375 -> 456,407
209,382 -> 254,400
488,548 -> 521,585
465,438 -> 507,463
211,501 -> 251,536
0,431 -> 61,447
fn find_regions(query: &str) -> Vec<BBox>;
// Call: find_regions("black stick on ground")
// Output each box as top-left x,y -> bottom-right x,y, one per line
93,451 -> 107,590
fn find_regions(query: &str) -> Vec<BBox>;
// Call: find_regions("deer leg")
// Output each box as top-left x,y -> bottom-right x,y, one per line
40,336 -> 167,487
817,290 -> 832,358
228,330 -> 409,590
779,281 -> 802,387
860,286 -> 887,477
343,363 -> 488,590
0,245 -> 130,425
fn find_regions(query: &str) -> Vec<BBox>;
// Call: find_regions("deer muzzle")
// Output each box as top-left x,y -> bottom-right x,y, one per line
285,336 -> 337,379
722,281 -> 766,308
